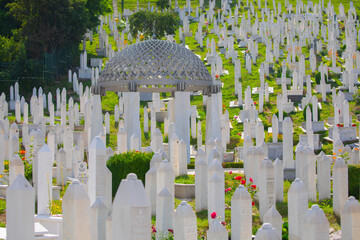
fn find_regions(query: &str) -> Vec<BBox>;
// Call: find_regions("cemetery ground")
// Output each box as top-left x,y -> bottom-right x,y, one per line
2,0 -> 360,239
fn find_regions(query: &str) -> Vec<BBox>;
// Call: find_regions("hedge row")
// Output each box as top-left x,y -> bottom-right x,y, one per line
349,164 -> 360,199
187,161 -> 244,169
107,151 -> 154,197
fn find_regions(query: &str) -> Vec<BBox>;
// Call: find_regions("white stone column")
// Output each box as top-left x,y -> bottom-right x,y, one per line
117,128 -> 127,153
333,157 -> 348,216
208,172 -> 225,222
123,92 -> 141,150
175,91 -> 191,161
156,186 -> 174,235
301,205 -> 329,240
264,206 -> 283,237
157,160 -> 175,197
207,218 -> 228,240
303,147 -> 316,202
231,185 -> 252,240
90,95 -> 103,141
145,167 -> 157,216
288,178 -> 308,240
9,154 -> 24,185
283,117 -> 294,168
195,148 -> 208,212
62,181 -> 91,240
317,154 -> 331,200
6,175 -> 34,240
37,144 -> 53,215
259,157 -> 275,221
91,197 -> 108,240
274,158 -> 284,202
341,196 -> 360,240
88,136 -> 107,205
174,201 -> 197,240
255,223 -> 281,240
112,173 -> 151,240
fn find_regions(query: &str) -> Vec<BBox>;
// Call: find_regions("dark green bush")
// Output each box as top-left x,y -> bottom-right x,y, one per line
303,103 -> 321,122
315,71 -> 328,84
222,162 -> 244,168
107,151 -> 154,197
348,164 -> 360,199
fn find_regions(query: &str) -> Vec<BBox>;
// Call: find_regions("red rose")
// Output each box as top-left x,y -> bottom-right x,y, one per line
352,124 -> 356,127
211,212 -> 217,219
168,229 -> 173,234
251,184 -> 257,189
241,180 -> 246,185
252,201 -> 255,206
235,176 -> 242,180
249,178 -> 253,183
229,171 -> 233,174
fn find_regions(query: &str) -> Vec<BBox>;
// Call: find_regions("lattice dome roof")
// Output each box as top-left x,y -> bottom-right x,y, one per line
94,40 -> 220,95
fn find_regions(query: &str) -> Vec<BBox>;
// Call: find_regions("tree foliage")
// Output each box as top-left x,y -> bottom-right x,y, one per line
129,10 -> 179,39
7,0 -> 111,59
156,0 -> 170,10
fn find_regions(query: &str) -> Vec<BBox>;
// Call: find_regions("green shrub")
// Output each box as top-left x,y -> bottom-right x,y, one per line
222,162 -> 243,168
107,151 -> 154,197
315,71 -> 328,84
187,161 -> 244,169
348,164 -> 360,199
303,103 -> 321,121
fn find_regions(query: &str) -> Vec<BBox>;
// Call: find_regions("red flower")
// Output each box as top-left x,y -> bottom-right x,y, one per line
249,178 -> 253,183
235,176 -> 242,180
252,201 -> 255,206
254,101 -> 257,105
221,221 -> 226,226
241,179 -> 246,185
168,229 -> 174,234
19,150 -> 26,155
211,212 -> 217,219
151,225 -> 157,233
215,75 -> 220,79
352,124 -> 356,127
225,187 -> 232,193
22,157 -> 25,161
229,171 -> 233,174
251,184 -> 257,189
237,133 -> 241,136
223,105 -> 225,108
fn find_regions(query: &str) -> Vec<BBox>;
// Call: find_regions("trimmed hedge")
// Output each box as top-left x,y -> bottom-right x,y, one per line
348,164 -> 360,199
107,151 -> 154,197
187,161 -> 244,169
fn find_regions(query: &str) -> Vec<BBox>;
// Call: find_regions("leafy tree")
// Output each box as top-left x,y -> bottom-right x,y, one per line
156,0 -> 170,9
129,10 -> 179,39
7,0 -> 111,59
0,0 -> 21,37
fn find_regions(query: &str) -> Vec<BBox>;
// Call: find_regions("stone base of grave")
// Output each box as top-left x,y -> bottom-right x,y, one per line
175,183 -> 195,199
301,121 -> 326,132
267,142 -> 283,160
284,168 -> 296,180
0,185 -> 60,200
0,222 -> 59,239
35,215 -> 63,239
78,68 -> 92,79
90,58 -> 102,69
299,134 -> 322,151
287,92 -> 303,103
276,78 -> 292,85
223,152 -> 234,162
328,126 -> 358,142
